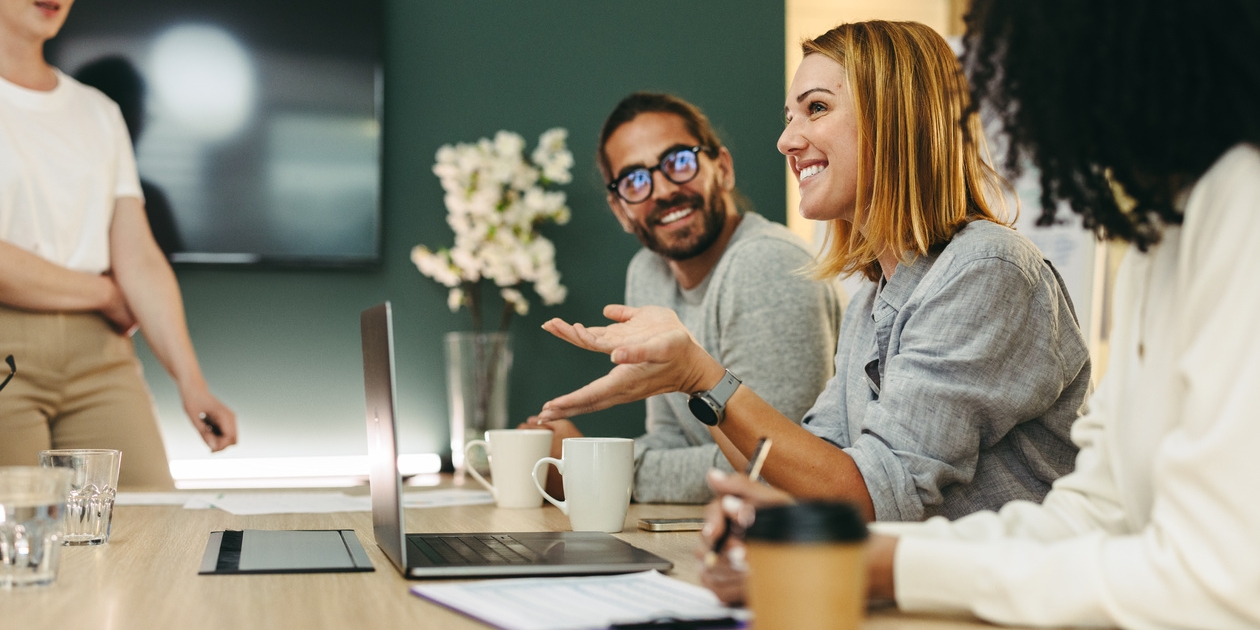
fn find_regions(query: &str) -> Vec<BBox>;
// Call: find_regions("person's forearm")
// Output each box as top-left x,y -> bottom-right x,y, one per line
634,443 -> 735,504
0,241 -> 115,312
867,534 -> 898,601
714,385 -> 876,521
710,429 -> 747,471
116,252 -> 203,389
110,204 -> 205,390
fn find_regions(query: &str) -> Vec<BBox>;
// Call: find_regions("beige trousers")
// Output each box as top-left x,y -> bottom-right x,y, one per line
0,306 -> 175,490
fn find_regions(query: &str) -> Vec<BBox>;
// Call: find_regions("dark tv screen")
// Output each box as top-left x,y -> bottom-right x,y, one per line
47,0 -> 382,266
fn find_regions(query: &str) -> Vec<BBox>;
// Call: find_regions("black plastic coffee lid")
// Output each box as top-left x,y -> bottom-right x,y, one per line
745,502 -> 867,543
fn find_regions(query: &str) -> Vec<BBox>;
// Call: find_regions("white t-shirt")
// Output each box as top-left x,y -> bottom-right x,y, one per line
0,69 -> 142,274
876,144 -> 1260,629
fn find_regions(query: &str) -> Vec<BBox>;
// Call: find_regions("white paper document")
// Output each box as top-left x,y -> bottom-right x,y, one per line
400,488 -> 494,508
410,570 -> 749,630
116,488 -> 494,515
114,492 -> 222,506
198,492 -> 369,515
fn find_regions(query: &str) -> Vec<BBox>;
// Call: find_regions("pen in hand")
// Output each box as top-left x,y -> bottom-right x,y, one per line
199,412 -> 224,437
705,437 -> 772,567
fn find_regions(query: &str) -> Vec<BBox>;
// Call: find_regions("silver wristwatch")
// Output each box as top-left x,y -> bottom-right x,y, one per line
688,369 -> 742,427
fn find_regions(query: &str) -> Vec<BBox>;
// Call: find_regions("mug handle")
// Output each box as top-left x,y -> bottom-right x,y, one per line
531,457 -> 567,515
463,440 -> 495,496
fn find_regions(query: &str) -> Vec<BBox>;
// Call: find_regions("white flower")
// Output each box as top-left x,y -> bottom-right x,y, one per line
415,127 -> 572,327
411,246 -> 461,287
527,237 -> 556,264
511,164 -> 540,192
553,205 -> 571,225
493,131 -> 526,159
537,127 -> 566,150
532,128 -> 574,185
534,268 -> 567,305
474,242 -> 516,287
449,246 -> 482,282
435,144 -> 458,165
500,288 -> 529,316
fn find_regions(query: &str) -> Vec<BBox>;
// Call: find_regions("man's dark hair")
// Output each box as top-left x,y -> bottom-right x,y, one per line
597,92 -> 725,182
963,0 -> 1260,249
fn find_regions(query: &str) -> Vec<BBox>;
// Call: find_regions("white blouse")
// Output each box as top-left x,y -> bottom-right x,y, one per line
877,144 -> 1260,629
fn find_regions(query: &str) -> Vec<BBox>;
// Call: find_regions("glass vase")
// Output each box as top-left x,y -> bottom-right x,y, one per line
445,331 -> 512,479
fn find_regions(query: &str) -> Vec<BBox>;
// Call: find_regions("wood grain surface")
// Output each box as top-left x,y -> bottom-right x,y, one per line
4,482 -> 1005,629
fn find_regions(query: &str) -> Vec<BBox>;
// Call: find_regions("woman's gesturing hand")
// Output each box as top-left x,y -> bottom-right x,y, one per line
537,304 -> 723,420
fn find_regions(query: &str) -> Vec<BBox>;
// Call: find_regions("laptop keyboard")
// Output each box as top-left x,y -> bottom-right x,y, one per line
409,534 -> 543,566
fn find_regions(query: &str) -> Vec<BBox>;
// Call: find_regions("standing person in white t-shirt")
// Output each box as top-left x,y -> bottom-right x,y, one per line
0,0 -> 237,489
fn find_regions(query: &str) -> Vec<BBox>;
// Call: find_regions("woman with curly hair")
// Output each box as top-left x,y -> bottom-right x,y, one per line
703,1 -> 1260,627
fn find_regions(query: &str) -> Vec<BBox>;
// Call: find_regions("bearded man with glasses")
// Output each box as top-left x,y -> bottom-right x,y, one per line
526,92 -> 843,504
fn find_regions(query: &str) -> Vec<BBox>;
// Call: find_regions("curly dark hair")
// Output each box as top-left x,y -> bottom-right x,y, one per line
962,0 -> 1260,249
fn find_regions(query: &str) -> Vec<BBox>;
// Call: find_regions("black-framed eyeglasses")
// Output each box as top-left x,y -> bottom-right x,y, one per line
607,145 -> 706,205
0,355 -> 14,393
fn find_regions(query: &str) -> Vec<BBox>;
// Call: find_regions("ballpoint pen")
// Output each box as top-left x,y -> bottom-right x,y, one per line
199,412 -> 224,437
705,437 -> 771,567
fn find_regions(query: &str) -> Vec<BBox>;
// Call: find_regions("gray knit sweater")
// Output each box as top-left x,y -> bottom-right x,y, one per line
626,213 -> 843,503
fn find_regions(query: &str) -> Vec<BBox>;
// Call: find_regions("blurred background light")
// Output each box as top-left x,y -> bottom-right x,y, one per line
150,24 -> 255,140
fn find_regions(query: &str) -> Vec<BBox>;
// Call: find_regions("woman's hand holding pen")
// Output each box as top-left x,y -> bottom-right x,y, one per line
182,385 -> 237,452
697,469 -> 793,605
699,468 -> 902,604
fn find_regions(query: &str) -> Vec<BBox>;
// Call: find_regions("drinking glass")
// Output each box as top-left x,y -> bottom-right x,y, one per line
0,466 -> 71,587
38,449 -> 121,545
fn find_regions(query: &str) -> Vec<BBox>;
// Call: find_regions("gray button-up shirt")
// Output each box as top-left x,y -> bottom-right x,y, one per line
804,220 -> 1091,521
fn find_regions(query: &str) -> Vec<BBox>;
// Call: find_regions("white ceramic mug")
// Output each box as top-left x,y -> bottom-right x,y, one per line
463,430 -> 554,508
531,437 -> 633,533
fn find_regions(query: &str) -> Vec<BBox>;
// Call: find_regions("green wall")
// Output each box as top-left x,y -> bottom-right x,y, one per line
139,1 -> 789,462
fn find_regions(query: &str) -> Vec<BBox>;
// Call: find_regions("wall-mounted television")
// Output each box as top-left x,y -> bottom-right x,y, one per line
47,0 -> 382,266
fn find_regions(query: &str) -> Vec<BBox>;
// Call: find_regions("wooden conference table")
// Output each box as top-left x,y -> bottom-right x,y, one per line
6,480 -> 1011,630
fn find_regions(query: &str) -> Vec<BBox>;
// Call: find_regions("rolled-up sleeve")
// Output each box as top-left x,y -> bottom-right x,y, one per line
849,256 -> 1083,521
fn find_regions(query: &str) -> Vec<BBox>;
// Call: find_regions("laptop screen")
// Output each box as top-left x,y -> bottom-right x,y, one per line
360,302 -> 408,572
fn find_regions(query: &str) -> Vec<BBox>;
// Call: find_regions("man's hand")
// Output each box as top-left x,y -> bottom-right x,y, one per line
182,386 -> 237,452
697,469 -> 794,605
538,305 -> 722,420
519,416 -> 583,500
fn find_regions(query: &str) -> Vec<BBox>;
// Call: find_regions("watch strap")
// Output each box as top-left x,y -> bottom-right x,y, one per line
708,369 -> 742,406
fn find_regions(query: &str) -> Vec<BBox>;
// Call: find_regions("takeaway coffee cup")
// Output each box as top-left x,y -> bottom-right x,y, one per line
744,502 -> 868,630
531,438 -> 633,533
463,429 -> 553,508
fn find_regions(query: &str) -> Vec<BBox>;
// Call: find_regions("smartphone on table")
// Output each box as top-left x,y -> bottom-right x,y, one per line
638,517 -> 706,532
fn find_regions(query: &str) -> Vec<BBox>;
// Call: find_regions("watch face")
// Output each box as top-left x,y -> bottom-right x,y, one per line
688,395 -> 720,426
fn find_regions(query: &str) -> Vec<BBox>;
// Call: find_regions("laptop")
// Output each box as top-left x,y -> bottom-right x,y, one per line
360,302 -> 673,578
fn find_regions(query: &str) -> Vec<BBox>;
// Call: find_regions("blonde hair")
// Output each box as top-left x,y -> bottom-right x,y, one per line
803,21 -> 1008,282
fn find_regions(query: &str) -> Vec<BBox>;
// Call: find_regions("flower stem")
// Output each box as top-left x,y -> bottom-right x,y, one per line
465,281 -> 482,333
499,301 -> 513,332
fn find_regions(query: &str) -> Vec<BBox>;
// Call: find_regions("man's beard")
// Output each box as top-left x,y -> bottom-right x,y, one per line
631,190 -> 728,261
